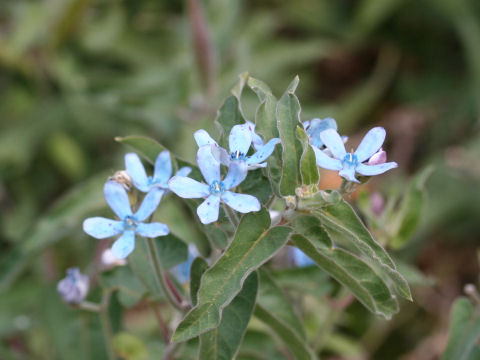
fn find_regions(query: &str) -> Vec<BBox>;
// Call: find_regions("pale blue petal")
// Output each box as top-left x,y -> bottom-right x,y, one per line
308,118 -> 338,148
194,129 -> 217,147
291,247 -> 315,267
125,153 -> 149,192
197,195 -> 221,224
247,162 -> 267,169
104,181 -> 132,219
83,217 -> 123,239
111,230 -> 136,259
354,127 -> 386,163
229,124 -> 252,154
319,129 -> 346,160
197,146 -> 220,184
153,150 -> 172,185
222,191 -> 261,213
136,222 -> 169,237
339,168 -> 359,183
222,161 -> 248,189
245,121 -> 264,151
356,162 -> 398,176
135,188 -> 164,221
168,176 -> 209,198
246,138 -> 280,165
302,120 -> 311,129
210,145 -> 231,166
175,166 -> 192,177
312,146 -> 343,170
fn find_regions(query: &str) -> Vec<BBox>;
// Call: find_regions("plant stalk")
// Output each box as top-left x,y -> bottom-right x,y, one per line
99,289 -> 116,360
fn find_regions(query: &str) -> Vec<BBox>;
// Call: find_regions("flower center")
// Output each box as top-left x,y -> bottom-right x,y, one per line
343,153 -> 358,166
209,180 -> 225,195
123,215 -> 139,231
147,176 -> 166,188
230,150 -> 246,161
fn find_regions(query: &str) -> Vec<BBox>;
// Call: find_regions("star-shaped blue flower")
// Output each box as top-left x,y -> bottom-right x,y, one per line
168,146 -> 261,224
194,123 -> 280,170
125,151 -> 191,192
83,181 -> 169,259
313,127 -> 398,183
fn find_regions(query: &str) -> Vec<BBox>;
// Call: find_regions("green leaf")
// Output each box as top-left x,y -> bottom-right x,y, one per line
190,257 -> 209,306
296,126 -> 319,186
257,270 -> 305,339
199,272 -> 258,360
248,76 -> 282,195
0,171 -> 110,292
313,199 -> 411,301
390,166 -> 433,249
172,208 -> 291,342
441,297 -> 480,360
237,168 -> 273,205
271,265 -> 334,298
113,332 -> 149,360
254,303 -> 317,360
292,234 -> 399,319
128,235 -> 188,299
100,266 -> 147,307
277,76 -> 303,195
156,233 -> 189,270
215,74 -> 247,148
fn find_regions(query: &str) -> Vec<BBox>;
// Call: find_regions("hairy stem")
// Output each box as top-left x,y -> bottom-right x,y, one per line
146,237 -> 186,312
100,289 -> 116,360
223,203 -> 240,228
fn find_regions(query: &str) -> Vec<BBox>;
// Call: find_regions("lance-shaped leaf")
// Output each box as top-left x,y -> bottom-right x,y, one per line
199,272 -> 258,360
248,76 -> 282,195
172,208 -> 291,342
254,304 -> 316,360
257,270 -> 306,339
390,166 -> 433,249
441,297 -> 480,360
296,126 -> 319,186
277,76 -> 303,196
313,199 -> 411,301
291,234 -> 399,319
215,73 -> 248,148
190,257 -> 209,306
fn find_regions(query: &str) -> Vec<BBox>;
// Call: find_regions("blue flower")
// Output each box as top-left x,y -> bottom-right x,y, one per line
168,146 -> 261,224
303,117 -> 339,148
171,244 -> 199,284
57,268 -> 89,304
290,247 -> 315,267
83,181 -> 169,259
313,127 -> 398,183
194,123 -> 279,170
125,151 -> 191,193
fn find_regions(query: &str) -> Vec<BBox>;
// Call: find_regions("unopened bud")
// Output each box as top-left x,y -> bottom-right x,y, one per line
109,170 -> 132,191
101,249 -> 127,268
368,149 -> 387,166
370,192 -> 385,216
57,268 -> 89,304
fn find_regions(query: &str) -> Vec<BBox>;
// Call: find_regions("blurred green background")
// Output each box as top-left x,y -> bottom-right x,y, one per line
1,0 -> 480,359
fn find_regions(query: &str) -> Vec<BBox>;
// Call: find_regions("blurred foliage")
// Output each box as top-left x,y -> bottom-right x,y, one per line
1,0 -> 480,359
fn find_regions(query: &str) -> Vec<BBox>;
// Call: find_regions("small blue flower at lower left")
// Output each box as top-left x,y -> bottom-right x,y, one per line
83,181 -> 169,259
168,146 -> 261,224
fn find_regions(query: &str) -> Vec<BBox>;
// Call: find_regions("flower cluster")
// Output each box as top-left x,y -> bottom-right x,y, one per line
169,124 -> 280,224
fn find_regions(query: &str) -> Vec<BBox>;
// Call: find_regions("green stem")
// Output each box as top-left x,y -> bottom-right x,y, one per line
100,289 -> 116,360
163,340 -> 184,360
223,203 -> 240,228
338,178 -> 348,195
78,301 -> 101,312
146,237 -> 186,312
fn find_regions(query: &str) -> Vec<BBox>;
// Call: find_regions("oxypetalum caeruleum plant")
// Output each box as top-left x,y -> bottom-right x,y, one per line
59,75 -> 413,360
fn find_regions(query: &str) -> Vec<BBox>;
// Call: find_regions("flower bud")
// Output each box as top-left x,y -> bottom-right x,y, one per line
370,192 -> 385,216
57,268 -> 89,304
101,249 -> 127,268
368,149 -> 387,166
109,170 -> 133,191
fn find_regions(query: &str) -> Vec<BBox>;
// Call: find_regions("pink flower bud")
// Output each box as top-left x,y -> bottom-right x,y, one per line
368,149 -> 387,166
370,192 -> 385,216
